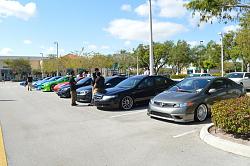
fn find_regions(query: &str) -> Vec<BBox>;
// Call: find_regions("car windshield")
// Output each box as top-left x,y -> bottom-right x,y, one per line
104,77 -> 114,83
48,77 -> 61,81
76,77 -> 90,85
169,78 -> 211,93
225,73 -> 244,78
116,77 -> 143,88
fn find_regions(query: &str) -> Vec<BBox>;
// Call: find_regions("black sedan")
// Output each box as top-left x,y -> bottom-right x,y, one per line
93,75 -> 177,110
76,76 -> 127,103
148,77 -> 246,122
57,77 -> 92,98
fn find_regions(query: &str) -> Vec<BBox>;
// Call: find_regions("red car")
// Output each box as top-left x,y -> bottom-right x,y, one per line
53,77 -> 83,92
53,82 -> 69,92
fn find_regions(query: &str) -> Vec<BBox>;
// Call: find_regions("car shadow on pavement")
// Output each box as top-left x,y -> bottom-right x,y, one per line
0,99 -> 17,102
98,103 -> 148,112
150,116 -> 212,125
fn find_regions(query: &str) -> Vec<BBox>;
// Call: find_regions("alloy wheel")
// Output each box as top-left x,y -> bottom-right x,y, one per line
195,104 -> 208,122
121,96 -> 133,110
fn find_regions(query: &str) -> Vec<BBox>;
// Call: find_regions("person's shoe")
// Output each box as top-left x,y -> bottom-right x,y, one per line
71,103 -> 78,106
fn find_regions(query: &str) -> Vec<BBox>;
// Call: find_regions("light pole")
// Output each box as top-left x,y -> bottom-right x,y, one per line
40,53 -> 44,78
218,32 -> 224,76
199,40 -> 204,73
149,0 -> 154,75
54,41 -> 59,76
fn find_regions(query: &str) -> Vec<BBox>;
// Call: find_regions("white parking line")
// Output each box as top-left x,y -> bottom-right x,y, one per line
110,110 -> 147,118
173,130 -> 197,138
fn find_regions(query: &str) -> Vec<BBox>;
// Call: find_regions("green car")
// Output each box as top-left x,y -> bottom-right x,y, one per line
41,76 -> 70,92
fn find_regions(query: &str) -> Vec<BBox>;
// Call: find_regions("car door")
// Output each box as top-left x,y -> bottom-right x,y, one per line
243,73 -> 250,89
132,77 -> 155,102
205,79 -> 230,105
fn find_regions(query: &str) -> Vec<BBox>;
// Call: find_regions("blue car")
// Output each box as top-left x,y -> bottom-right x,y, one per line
36,76 -> 61,90
32,77 -> 51,88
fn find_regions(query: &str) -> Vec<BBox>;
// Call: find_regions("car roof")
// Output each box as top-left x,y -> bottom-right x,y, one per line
185,76 -> 217,80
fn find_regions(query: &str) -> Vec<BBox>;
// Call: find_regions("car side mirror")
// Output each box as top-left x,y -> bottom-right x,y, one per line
208,88 -> 217,94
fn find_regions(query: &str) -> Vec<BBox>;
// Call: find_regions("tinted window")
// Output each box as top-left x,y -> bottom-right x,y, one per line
76,77 -> 91,85
155,77 -> 167,86
116,77 -> 143,88
210,79 -> 227,90
138,77 -> 154,89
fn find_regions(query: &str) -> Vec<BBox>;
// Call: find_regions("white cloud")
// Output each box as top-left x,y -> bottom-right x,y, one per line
134,0 -> 186,18
0,47 -> 13,55
105,19 -> 188,42
0,0 -> 36,21
23,39 -> 32,44
157,0 -> 187,18
134,3 -> 149,16
121,4 -> 132,12
223,25 -> 240,33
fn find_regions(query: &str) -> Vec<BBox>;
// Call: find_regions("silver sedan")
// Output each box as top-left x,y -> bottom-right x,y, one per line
148,77 -> 246,123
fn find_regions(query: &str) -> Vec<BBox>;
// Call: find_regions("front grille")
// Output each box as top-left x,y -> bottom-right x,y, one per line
150,111 -> 172,118
154,101 -> 175,108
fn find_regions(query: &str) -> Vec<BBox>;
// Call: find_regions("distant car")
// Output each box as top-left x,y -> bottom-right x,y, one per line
148,77 -> 246,123
77,76 -> 127,103
187,73 -> 211,77
57,77 -> 92,98
32,77 -> 51,88
36,76 -> 61,90
20,80 -> 27,86
41,76 -> 70,92
94,75 -> 177,110
225,72 -> 250,90
53,77 -> 83,92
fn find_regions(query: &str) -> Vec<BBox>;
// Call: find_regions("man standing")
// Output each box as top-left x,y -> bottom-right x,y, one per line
69,71 -> 77,106
27,74 -> 33,91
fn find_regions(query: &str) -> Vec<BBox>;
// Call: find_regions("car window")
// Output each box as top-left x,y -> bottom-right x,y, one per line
210,79 -> 227,90
138,77 -> 154,89
245,73 -> 250,78
155,77 -> 167,86
225,73 -> 244,78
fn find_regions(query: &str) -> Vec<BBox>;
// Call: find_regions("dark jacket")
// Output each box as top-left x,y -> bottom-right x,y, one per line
69,76 -> 77,91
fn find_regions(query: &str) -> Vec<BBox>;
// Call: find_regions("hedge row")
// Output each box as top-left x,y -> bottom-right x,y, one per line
170,74 -> 187,79
211,96 -> 250,136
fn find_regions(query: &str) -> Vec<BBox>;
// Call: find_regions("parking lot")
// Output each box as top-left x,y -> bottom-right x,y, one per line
0,82 -> 249,166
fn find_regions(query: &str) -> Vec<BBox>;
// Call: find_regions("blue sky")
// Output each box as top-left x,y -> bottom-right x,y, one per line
0,0 -> 240,57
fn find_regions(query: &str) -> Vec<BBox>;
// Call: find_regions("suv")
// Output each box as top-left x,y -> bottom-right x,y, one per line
225,72 -> 250,90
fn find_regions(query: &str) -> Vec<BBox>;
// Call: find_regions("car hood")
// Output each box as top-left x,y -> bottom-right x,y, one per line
76,85 -> 92,92
228,78 -> 242,83
102,87 -> 130,95
153,91 -> 198,103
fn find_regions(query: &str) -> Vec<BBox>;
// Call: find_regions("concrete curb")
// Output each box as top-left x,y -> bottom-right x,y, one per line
200,123 -> 250,158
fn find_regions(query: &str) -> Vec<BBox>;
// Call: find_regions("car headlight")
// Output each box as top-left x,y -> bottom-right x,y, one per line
173,102 -> 193,108
102,95 -> 117,100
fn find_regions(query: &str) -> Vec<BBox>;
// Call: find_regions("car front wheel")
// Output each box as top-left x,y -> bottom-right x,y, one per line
194,104 -> 208,122
120,96 -> 133,110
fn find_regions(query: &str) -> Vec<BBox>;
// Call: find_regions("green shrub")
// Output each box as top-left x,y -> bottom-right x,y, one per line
212,73 -> 222,77
212,96 -> 250,136
170,74 -> 187,79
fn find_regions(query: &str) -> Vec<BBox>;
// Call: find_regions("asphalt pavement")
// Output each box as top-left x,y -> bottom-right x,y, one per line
0,82 -> 249,166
